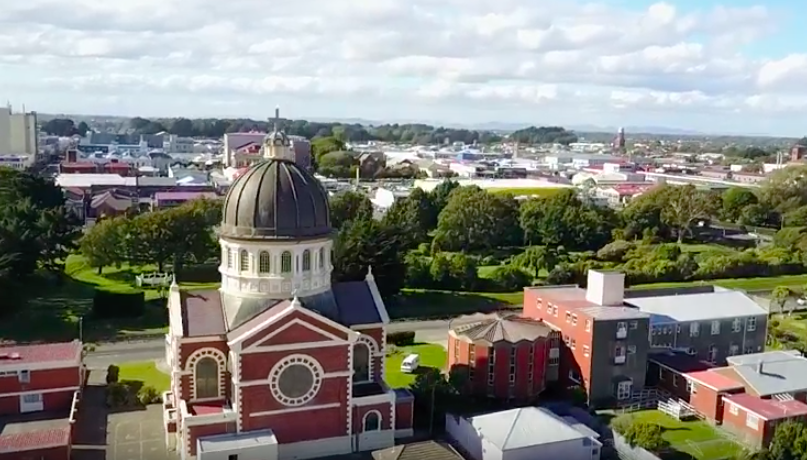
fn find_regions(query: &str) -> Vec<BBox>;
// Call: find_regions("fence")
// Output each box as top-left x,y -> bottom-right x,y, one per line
135,272 -> 172,287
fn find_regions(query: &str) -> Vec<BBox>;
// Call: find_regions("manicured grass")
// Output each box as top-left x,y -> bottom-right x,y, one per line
487,187 -> 565,197
612,410 -> 743,460
118,361 -> 171,392
633,274 -> 807,292
388,289 -> 522,320
384,344 -> 447,389
677,243 -> 737,254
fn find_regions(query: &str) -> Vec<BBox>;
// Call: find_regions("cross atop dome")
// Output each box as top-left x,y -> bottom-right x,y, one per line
263,106 -> 293,161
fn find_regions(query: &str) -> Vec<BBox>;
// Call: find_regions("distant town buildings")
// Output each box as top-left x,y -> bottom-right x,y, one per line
0,105 -> 38,169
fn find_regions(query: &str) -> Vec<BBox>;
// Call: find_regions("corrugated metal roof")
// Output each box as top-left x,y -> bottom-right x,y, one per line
468,407 -> 596,450
626,291 -> 766,323
727,351 -> 807,396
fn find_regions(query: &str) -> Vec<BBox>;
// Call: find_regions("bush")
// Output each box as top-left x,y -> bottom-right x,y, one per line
105,382 -> 128,407
137,385 -> 161,405
480,255 -> 499,266
106,364 -> 119,384
92,289 -> 145,319
486,266 -> 532,291
387,331 -> 416,346
620,421 -> 669,452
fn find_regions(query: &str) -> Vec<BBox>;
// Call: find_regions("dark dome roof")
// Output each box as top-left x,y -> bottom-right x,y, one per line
220,159 -> 331,240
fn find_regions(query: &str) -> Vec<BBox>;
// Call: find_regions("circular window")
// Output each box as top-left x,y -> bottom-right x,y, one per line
269,355 -> 323,406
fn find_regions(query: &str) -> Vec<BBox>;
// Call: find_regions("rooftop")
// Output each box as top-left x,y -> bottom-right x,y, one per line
527,285 -> 649,320
650,351 -> 716,374
452,314 -> 554,344
0,341 -> 81,367
0,411 -> 71,452
725,393 -> 807,421
372,440 -> 464,460
197,429 -> 277,453
685,369 -> 744,391
466,407 -> 599,451
625,291 -> 766,324
725,351 -> 807,397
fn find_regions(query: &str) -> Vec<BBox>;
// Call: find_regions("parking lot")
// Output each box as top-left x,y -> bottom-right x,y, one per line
108,407 -> 175,460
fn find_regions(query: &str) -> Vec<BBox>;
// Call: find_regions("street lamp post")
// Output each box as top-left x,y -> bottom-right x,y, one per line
78,316 -> 83,343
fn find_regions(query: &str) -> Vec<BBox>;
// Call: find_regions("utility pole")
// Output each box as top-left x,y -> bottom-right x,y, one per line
78,316 -> 84,343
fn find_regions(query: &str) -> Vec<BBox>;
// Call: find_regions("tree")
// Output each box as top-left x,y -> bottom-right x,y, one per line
520,189 -> 616,250
80,217 -> 125,274
381,188 -> 436,248
771,286 -> 791,315
768,420 -> 807,460
760,165 -> 807,214
317,151 -> 356,178
512,246 -> 561,279
432,186 -> 520,252
619,421 -> 669,452
332,219 -> 406,298
428,180 -> 460,215
722,187 -> 759,222
329,191 -> 373,230
658,185 -> 720,242
311,136 -> 346,163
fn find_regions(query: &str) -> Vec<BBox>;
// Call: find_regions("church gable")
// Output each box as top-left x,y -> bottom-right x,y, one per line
248,317 -> 342,349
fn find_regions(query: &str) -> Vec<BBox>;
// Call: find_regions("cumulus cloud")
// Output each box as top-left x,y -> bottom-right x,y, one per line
0,0 -> 805,124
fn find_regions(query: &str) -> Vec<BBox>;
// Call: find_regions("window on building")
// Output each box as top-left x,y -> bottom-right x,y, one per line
583,345 -> 590,357
259,251 -> 270,273
690,322 -> 699,337
566,312 -> 571,323
453,339 -> 460,361
239,250 -> 249,271
747,317 -> 757,332
195,357 -> 219,399
572,314 -> 578,325
732,318 -> 741,333
302,250 -> 311,272
585,320 -> 591,332
570,338 -> 576,350
353,343 -> 370,382
729,402 -> 739,415
746,414 -> 759,430
729,344 -> 739,356
711,321 -> 720,335
318,247 -> 325,269
18,370 -> 30,383
672,374 -> 678,387
707,345 -> 718,363
617,321 -> 627,331
228,455 -> 238,460
281,251 -> 292,273
627,345 -> 636,354
364,411 -> 381,431
469,347 -> 476,365
553,305 -> 558,316
226,248 -> 233,268
629,321 -> 638,330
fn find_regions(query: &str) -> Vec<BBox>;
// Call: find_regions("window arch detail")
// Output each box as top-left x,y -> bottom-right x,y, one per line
302,250 -> 311,272
259,251 -> 271,273
186,348 -> 227,400
363,410 -> 381,431
318,247 -> 325,269
281,251 -> 292,273
239,250 -> 249,271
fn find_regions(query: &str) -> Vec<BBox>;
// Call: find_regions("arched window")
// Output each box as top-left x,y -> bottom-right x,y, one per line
239,250 -> 249,271
318,247 -> 325,269
302,250 -> 311,272
363,411 -> 381,431
281,251 -> 292,273
259,251 -> 271,273
195,357 -> 219,399
353,343 -> 370,382
226,248 -> 233,268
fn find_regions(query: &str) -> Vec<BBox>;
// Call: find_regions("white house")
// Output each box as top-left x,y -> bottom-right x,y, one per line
446,407 -> 601,460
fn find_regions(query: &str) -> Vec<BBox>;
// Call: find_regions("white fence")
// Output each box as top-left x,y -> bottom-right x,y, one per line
136,272 -> 172,287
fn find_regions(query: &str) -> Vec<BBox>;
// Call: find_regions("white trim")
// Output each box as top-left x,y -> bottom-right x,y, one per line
0,360 -> 81,373
683,373 -> 744,393
228,303 -> 296,347
184,409 -> 238,427
268,354 -> 324,407
185,348 -> 227,401
241,318 -> 345,353
366,276 -> 391,324
0,386 -> 79,397
724,398 -> 770,421
295,307 -> 361,342
351,323 -> 385,330
249,402 -> 341,417
239,370 -> 351,387
241,340 -> 346,354
352,391 -> 394,407
362,410 -> 383,432
177,335 -> 227,344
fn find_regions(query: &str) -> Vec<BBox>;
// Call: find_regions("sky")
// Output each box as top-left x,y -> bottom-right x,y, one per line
1,0 -> 806,136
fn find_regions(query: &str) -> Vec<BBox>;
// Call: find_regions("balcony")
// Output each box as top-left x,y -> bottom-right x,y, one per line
616,328 -> 628,339
614,355 -> 626,364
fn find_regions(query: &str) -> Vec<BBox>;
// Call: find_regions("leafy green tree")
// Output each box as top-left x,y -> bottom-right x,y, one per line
329,191 -> 373,230
512,246 -> 561,278
428,180 -> 460,215
722,187 -> 759,222
80,217 -> 126,274
771,286 -> 792,315
659,185 -> 720,243
332,219 -> 406,298
432,186 -> 520,252
317,151 -> 356,178
519,189 -> 615,250
768,420 -> 807,460
381,188 -> 436,248
311,136 -> 346,163
760,165 -> 807,214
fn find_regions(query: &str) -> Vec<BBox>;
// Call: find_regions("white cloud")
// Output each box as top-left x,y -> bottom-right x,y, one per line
0,0 -> 806,129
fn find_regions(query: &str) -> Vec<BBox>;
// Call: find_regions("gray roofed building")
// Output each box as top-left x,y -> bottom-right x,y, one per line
452,314 -> 554,344
464,407 -> 598,450
626,291 -> 767,324
726,350 -> 807,396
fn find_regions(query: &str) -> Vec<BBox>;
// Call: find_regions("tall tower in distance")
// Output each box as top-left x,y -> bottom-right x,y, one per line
613,127 -> 626,154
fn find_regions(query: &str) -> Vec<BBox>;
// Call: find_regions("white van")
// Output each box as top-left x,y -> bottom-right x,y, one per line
400,354 -> 420,373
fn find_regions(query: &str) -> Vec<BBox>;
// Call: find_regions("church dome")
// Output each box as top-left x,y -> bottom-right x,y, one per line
220,159 -> 331,240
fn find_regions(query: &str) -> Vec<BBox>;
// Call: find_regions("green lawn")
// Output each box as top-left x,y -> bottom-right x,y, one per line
633,273 -> 807,292
118,361 -> 171,392
612,410 -> 744,460
487,187 -> 565,197
389,289 -> 522,320
677,243 -> 738,254
384,344 -> 447,389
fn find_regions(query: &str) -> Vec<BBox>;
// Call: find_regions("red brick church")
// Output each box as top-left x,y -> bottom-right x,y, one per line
161,120 -> 414,460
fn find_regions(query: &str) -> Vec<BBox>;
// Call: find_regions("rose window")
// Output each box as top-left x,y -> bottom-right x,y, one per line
269,355 -> 323,406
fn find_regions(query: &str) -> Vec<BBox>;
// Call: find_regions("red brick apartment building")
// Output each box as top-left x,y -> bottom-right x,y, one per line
520,269 -> 768,408
0,341 -> 84,460
652,350 -> 807,449
447,314 -> 560,400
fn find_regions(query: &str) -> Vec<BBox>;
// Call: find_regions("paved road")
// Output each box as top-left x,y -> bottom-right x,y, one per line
84,313 -> 499,368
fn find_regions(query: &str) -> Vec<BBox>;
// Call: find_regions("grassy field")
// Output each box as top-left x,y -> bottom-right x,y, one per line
388,289 -> 522,320
611,410 -> 744,460
633,273 -> 807,292
384,344 -> 447,389
118,361 -> 171,392
486,187 -> 565,197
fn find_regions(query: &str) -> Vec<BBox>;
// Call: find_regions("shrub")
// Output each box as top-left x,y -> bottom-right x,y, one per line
92,289 -> 145,319
105,382 -> 127,407
621,421 -> 669,452
597,240 -> 635,262
137,385 -> 161,405
387,331 -> 416,346
106,364 -> 120,384
486,266 -> 531,291
480,255 -> 498,266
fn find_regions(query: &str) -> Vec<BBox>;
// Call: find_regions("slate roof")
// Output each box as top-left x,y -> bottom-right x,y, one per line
725,350 -> 807,397
466,407 -> 599,451
179,280 -> 383,337
453,314 -> 553,344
